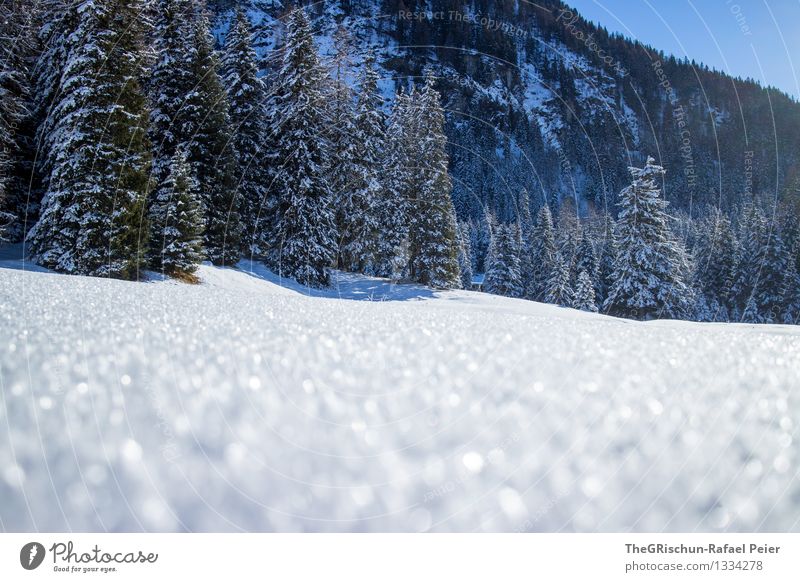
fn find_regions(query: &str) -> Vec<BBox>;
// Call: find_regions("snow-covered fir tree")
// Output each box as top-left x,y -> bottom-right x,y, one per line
186,8 -> 240,265
147,0 -> 197,268
457,221 -> 474,290
604,158 -> 692,320
0,149 -> 11,240
730,202 -> 767,316
742,295 -> 760,324
782,245 -> 800,324
147,0 -> 194,177
516,189 -> 535,293
373,89 -> 412,279
338,50 -> 385,273
325,26 -> 360,270
595,213 -> 617,307
147,1 -> 241,268
150,147 -> 204,279
406,73 -> 461,289
750,225 -> 789,323
27,0 -> 151,280
693,209 -> 738,321
267,8 -> 337,287
24,1 -> 80,238
222,7 -> 269,256
544,252 -> 573,307
556,199 -> 581,273
484,222 -> 523,297
0,0 -> 37,240
573,228 -> 599,293
526,205 -> 557,300
472,211 -> 493,273
573,270 -> 598,312
0,42 -> 18,237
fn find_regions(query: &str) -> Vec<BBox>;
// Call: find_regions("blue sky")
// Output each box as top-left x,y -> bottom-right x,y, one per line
564,0 -> 800,99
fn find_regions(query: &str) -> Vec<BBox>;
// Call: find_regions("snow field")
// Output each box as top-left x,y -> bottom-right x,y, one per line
0,262 -> 798,532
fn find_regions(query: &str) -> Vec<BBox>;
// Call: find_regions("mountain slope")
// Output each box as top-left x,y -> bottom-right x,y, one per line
209,0 -> 800,222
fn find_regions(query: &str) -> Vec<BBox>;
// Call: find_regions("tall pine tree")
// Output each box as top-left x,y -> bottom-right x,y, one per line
750,224 -> 789,323
338,50 -> 385,273
457,221 -> 474,289
326,27 -> 359,270
149,147 -> 204,279
604,158 -> 692,320
596,213 -> 617,307
267,8 -> 337,287
782,244 -> 800,324
516,189 -> 536,293
0,0 -> 38,240
544,251 -> 573,307
526,205 -> 557,300
148,1 -> 240,268
573,228 -> 599,294
406,73 -> 461,289
222,8 -> 269,256
186,8 -> 240,265
28,0 -> 151,280
731,202 -> 767,317
484,222 -> 523,297
374,89 -> 412,279
573,270 -> 598,312
693,209 -> 738,321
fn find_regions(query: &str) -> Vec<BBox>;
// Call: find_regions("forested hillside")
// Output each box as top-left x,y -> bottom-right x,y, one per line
1,0 -> 798,323
207,0 -> 800,218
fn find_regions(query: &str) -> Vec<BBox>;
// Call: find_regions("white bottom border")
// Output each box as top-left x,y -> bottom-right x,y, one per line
2,533 -> 799,581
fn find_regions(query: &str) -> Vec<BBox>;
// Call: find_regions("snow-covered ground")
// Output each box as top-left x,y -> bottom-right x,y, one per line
1,246 -> 799,532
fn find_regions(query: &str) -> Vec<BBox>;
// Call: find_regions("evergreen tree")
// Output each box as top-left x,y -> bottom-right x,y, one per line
484,223 -> 523,297
222,7 -> 268,256
473,210 -> 493,273
750,225 -> 789,323
573,270 -> 598,312
516,189 -> 535,293
268,8 -> 336,287
150,147 -> 204,279
544,252 -> 573,306
23,1 -> 79,239
0,148 -> 12,239
604,158 -> 692,319
147,0 -> 194,180
457,221 -> 474,289
573,228 -> 599,292
742,296 -> 759,324
27,0 -> 151,280
338,50 -> 385,273
187,8 -> 240,265
526,205 -> 557,300
556,198 -> 580,272
693,209 -> 737,321
406,73 -> 461,289
596,213 -> 617,307
147,1 -> 240,267
0,0 -> 37,240
374,90 -> 412,279
147,0 -> 197,268
782,246 -> 800,324
326,26 -> 360,270
731,202 -> 767,316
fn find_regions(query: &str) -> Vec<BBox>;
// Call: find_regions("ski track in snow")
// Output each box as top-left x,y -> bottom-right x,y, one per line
0,255 -> 799,532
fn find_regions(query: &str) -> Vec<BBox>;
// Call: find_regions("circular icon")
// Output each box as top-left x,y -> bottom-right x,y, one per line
20,542 -> 46,570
